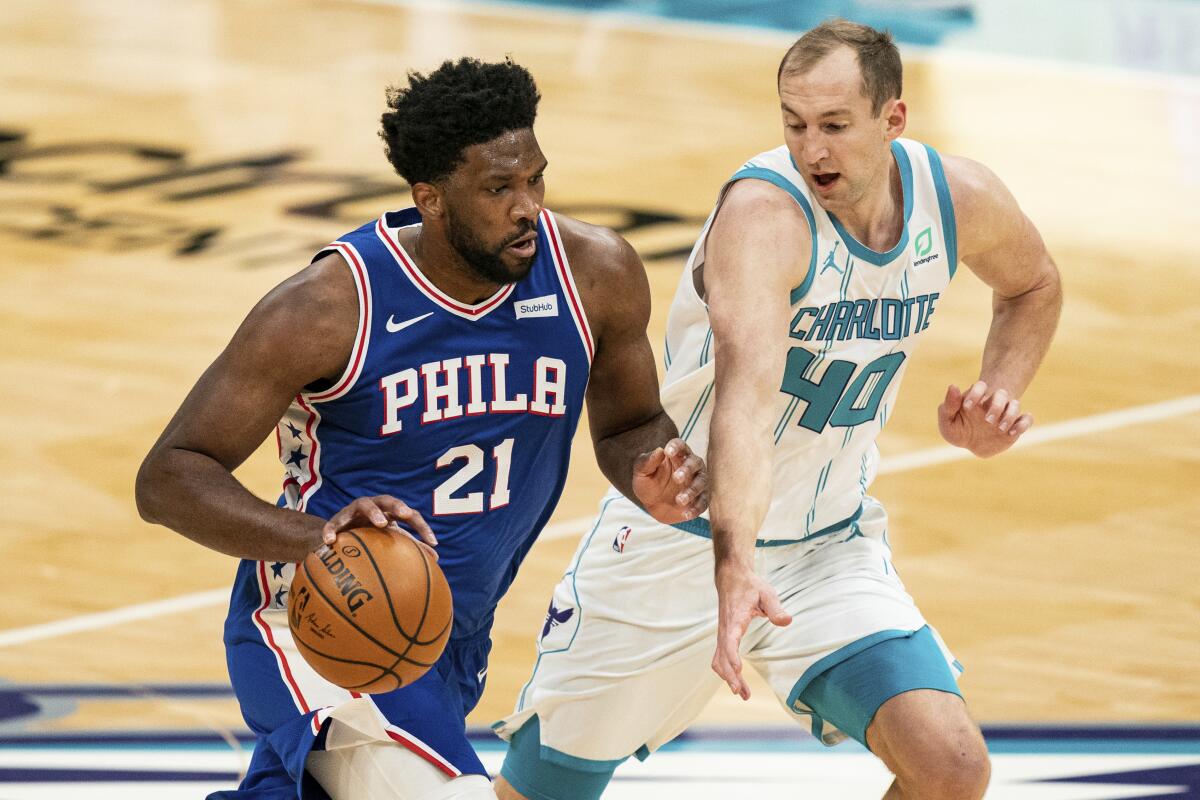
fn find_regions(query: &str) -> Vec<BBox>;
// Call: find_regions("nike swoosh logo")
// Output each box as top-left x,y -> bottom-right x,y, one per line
477,667 -> 488,683
386,312 -> 433,333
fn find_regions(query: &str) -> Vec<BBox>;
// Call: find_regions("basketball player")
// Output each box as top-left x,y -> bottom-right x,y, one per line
495,20 -> 1062,800
135,58 -> 707,800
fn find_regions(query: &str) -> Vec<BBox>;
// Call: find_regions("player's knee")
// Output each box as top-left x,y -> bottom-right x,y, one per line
500,716 -> 620,800
894,729 -> 990,800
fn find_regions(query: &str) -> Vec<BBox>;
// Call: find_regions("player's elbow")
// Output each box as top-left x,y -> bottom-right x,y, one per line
134,449 -> 170,526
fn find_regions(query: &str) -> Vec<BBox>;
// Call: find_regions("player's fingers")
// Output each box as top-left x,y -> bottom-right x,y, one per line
984,389 -> 1010,425
375,496 -> 438,546
962,380 -> 988,410
712,642 -> 749,699
760,589 -> 793,628
326,498 -> 386,533
663,438 -> 689,462
682,491 -> 708,520
940,383 -> 963,416
1008,412 -> 1034,437
676,467 -> 708,504
633,447 -> 666,477
413,539 -> 440,563
672,454 -> 705,486
996,398 -> 1022,432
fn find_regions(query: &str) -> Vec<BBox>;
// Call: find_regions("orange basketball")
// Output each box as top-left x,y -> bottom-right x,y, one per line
288,527 -> 453,694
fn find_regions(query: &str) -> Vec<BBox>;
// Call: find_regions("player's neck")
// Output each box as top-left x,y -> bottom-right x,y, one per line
403,228 -> 505,305
831,155 -> 904,253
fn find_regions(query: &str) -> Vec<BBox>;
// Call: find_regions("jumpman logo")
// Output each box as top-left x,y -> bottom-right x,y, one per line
821,241 -> 844,275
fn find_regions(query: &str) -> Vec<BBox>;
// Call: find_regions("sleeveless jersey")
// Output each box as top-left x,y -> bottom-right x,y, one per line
225,207 -> 593,655
663,138 -> 957,543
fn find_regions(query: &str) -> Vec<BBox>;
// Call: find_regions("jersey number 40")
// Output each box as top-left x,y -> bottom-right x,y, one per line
780,348 -> 906,433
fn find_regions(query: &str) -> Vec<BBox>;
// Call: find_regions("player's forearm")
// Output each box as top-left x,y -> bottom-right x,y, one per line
594,409 -> 680,505
979,265 -> 1062,395
708,395 -> 775,572
136,447 -> 324,562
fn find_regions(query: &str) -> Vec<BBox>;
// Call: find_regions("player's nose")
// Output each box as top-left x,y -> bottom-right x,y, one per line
511,189 -> 541,222
802,134 -> 829,167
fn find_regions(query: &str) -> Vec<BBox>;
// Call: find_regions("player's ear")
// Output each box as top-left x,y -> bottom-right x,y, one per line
882,98 -> 906,140
411,181 -> 444,219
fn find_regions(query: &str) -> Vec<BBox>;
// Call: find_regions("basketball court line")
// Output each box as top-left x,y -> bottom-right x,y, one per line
2,393 -> 1196,651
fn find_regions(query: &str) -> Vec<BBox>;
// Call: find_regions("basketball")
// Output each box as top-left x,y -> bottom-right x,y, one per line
288,527 -> 453,694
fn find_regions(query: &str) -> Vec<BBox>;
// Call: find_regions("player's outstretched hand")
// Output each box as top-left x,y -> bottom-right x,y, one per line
938,381 -> 1034,458
631,438 -> 708,524
321,496 -> 439,560
711,563 -> 792,700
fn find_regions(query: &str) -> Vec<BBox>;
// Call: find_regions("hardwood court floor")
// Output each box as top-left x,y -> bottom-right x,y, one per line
0,0 -> 1196,741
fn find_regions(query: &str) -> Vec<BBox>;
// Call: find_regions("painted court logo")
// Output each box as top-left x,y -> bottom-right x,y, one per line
913,226 -> 940,266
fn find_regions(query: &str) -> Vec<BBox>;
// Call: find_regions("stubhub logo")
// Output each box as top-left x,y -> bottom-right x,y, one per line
515,294 -> 559,319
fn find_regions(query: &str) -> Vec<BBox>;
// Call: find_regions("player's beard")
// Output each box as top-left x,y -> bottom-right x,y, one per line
446,212 -> 536,285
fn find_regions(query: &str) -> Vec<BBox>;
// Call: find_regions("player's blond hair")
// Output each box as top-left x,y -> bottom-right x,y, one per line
778,19 -> 902,117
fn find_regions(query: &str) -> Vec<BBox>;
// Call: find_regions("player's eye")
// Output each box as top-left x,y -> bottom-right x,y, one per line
825,123 -> 846,133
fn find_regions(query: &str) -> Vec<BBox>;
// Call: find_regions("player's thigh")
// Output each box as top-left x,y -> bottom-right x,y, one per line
307,741 -> 497,800
747,531 -> 959,746
498,497 -> 722,763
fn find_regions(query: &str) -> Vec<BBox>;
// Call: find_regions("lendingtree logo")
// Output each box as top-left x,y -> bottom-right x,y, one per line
914,226 -> 933,257
913,226 -> 940,266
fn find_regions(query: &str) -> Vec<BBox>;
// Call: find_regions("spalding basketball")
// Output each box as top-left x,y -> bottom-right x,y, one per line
288,527 -> 453,693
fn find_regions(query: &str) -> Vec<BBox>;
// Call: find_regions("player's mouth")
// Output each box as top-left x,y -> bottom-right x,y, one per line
812,172 -> 840,192
506,232 -> 537,258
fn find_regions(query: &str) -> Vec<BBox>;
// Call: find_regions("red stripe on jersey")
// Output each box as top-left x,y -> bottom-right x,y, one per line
375,218 -> 514,318
252,560 -> 309,713
308,242 -> 371,402
385,728 -> 460,778
542,210 -> 594,361
294,396 -> 321,509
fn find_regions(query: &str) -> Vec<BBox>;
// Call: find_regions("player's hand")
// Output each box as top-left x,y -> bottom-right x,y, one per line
938,381 -> 1034,458
711,561 -> 792,700
631,438 -> 708,524
322,495 -> 439,560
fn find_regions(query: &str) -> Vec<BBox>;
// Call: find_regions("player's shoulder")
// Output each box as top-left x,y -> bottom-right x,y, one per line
938,153 -> 1015,220
722,175 -> 810,221
267,251 -> 356,319
244,251 -> 359,353
545,211 -> 642,287
544,210 -> 650,334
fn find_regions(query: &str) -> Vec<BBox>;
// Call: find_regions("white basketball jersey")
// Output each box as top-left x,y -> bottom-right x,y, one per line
663,138 -> 958,542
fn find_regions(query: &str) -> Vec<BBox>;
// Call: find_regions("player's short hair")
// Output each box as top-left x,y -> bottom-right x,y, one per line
380,57 -> 541,185
777,19 -> 901,116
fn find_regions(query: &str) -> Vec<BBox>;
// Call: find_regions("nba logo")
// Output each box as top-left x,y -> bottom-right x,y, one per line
612,526 -> 632,553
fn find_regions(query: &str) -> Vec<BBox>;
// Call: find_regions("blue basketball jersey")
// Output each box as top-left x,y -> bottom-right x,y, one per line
216,207 -> 594,794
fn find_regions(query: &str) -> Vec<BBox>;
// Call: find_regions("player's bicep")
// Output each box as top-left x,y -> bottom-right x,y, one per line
150,256 -> 357,472
948,155 -> 1058,299
583,240 -> 663,437
704,181 -> 809,400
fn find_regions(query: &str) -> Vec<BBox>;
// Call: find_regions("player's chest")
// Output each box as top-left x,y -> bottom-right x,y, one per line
353,318 -> 589,435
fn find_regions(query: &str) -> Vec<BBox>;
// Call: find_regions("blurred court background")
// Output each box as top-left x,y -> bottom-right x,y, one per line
1,0 -> 1197,796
